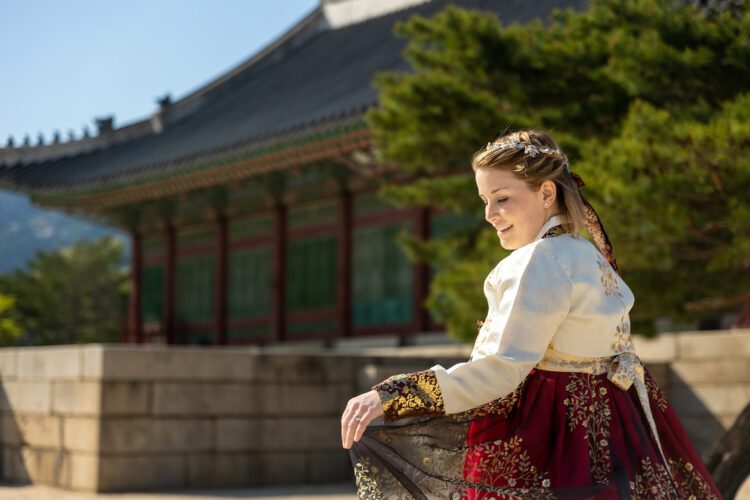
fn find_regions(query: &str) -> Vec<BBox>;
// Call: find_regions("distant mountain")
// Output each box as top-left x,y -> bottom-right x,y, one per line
0,189 -> 130,274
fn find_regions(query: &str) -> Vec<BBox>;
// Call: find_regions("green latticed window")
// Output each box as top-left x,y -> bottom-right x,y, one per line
352,221 -> 414,326
228,326 -> 272,340
287,199 -> 338,231
229,246 -> 273,318
230,215 -> 273,241
141,264 -> 164,324
184,330 -> 213,345
176,255 -> 214,323
178,226 -> 215,248
286,234 -> 337,311
353,191 -> 396,217
142,235 -> 165,259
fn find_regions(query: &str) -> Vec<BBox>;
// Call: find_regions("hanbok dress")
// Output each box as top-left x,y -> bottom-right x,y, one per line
349,214 -> 723,499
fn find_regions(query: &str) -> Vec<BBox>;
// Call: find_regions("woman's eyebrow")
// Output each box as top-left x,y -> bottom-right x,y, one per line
479,186 -> 509,197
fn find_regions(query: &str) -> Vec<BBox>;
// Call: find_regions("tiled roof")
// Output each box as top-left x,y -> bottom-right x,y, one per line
0,0 -> 588,195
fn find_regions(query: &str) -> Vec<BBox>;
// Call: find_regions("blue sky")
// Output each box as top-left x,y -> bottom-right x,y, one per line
0,0 -> 319,143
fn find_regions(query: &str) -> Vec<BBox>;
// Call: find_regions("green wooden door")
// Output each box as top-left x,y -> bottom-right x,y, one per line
352,220 -> 414,326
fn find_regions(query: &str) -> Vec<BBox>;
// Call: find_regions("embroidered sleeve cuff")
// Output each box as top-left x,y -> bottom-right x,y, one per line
372,369 -> 445,423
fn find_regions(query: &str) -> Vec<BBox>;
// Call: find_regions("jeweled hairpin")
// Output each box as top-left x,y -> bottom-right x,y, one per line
485,139 -> 560,158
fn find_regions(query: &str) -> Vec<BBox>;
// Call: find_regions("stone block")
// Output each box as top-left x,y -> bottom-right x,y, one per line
0,348 -> 18,379
81,345 -> 104,379
632,334 -> 677,363
2,414 -> 62,448
101,381 -> 150,415
153,382 -> 257,416
3,446 -> 30,483
259,417 -> 340,451
2,415 -> 20,445
52,381 -> 101,416
358,362 -> 426,389
260,383 -> 349,416
1,381 -> 52,414
98,455 -> 186,492
69,452 -> 98,491
254,354 -> 357,384
306,450 -> 353,483
216,418 -> 262,451
187,452 -> 262,487
671,383 -> 750,417
718,414 -> 737,430
63,417 -> 100,452
677,331 -> 750,360
5,445 -> 71,487
259,451 -> 305,486
98,345 -> 258,381
642,363 -> 671,391
17,346 -> 83,380
671,359 -> 750,384
99,418 -> 211,453
678,415 -> 726,456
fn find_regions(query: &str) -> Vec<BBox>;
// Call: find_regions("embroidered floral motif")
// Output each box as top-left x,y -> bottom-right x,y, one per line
629,456 -> 678,499
597,255 -> 621,298
374,370 -> 445,423
463,435 -> 554,497
353,458 -> 384,500
596,254 -> 635,354
458,378 -> 525,420
563,373 -> 612,484
646,374 -> 669,412
612,314 -> 635,352
668,457 -> 719,499
541,223 -> 571,238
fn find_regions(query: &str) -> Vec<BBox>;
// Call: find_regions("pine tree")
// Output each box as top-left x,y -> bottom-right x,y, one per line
368,0 -> 750,341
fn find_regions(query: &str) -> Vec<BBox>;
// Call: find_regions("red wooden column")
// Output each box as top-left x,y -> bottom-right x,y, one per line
272,203 -> 287,343
163,225 -> 177,344
337,190 -> 353,338
214,215 -> 229,345
128,231 -> 144,344
413,206 -> 431,332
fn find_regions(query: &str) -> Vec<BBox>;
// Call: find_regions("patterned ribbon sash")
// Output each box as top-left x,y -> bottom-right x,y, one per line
536,347 -> 675,485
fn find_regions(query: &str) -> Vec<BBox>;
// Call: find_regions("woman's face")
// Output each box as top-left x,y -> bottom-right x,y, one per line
475,167 -> 557,250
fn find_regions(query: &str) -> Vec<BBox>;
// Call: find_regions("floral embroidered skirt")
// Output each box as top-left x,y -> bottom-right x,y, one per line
349,365 -> 722,499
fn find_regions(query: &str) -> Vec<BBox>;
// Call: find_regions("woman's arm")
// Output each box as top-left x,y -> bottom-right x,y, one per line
370,245 -> 572,421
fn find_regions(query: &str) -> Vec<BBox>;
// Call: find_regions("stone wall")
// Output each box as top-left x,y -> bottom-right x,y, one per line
0,329 -> 747,493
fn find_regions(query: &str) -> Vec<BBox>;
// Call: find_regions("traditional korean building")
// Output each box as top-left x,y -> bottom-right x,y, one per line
0,0 -> 587,346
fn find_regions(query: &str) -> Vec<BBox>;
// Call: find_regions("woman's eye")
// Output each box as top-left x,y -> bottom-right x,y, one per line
481,198 -> 508,206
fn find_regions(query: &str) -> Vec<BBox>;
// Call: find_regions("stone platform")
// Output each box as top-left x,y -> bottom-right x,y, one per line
0,329 -> 748,494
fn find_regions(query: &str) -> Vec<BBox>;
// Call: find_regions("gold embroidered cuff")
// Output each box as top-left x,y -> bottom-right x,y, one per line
373,370 -> 445,423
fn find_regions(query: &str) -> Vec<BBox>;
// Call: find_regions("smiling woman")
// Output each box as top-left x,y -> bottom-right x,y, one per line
343,129 -> 723,499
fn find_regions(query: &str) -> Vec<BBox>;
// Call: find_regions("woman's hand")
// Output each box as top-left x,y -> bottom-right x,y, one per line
341,389 -> 383,449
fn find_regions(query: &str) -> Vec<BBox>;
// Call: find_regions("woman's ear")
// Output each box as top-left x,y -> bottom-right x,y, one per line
540,180 -> 557,206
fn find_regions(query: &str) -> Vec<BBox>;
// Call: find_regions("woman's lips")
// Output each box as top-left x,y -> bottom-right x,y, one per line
497,224 -> 513,234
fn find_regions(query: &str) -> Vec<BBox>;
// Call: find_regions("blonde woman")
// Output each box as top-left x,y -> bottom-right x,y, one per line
342,130 -> 722,499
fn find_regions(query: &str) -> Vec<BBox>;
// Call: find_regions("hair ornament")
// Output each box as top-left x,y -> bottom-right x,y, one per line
485,138 -> 560,158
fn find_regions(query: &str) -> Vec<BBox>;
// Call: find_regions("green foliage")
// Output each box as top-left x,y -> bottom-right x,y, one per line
368,0 -> 750,341
0,237 -> 129,345
0,294 -> 22,346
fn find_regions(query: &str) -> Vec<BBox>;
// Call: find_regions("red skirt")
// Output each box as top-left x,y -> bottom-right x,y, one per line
351,364 -> 723,499
462,366 -> 722,499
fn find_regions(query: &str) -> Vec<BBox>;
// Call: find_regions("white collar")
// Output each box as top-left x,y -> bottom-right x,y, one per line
533,214 -> 569,242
